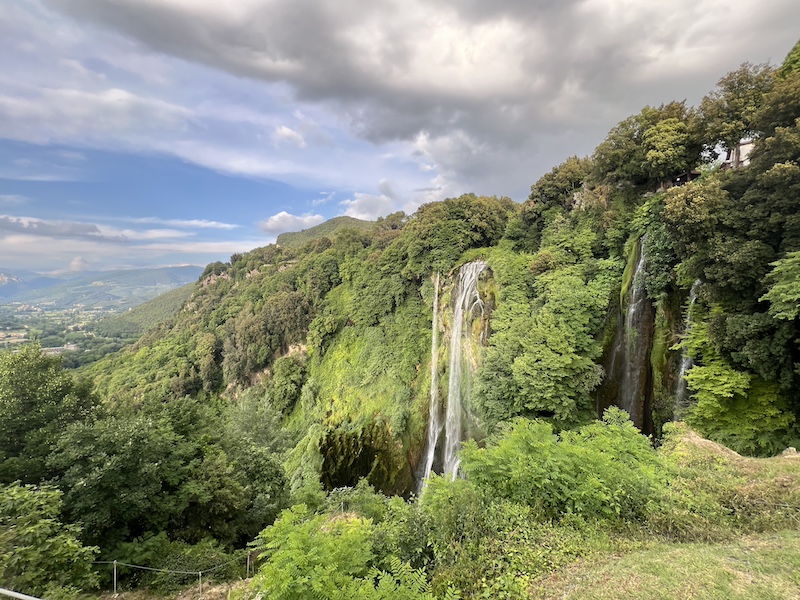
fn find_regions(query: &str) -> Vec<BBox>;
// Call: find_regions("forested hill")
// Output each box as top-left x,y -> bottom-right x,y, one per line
276,215 -> 375,248
2,41 -> 800,599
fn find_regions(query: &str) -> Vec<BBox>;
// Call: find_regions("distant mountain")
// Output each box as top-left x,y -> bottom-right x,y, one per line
0,269 -> 64,299
276,216 -> 375,248
3,266 -> 203,310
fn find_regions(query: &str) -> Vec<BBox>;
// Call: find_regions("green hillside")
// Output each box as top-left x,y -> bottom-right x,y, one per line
276,216 -> 376,248
93,283 -> 196,338
2,44 -> 800,599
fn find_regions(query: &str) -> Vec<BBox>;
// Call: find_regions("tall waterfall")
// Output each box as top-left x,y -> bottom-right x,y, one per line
442,261 -> 486,479
419,261 -> 486,485
597,239 -> 654,432
618,243 -> 650,427
675,279 -> 701,415
419,273 -> 441,484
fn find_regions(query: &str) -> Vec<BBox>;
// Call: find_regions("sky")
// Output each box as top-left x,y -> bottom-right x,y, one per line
1,0 -> 798,272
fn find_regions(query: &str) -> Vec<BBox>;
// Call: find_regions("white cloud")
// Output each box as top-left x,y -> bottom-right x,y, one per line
69,255 -> 88,271
258,211 -> 325,234
0,232 -> 265,271
0,85 -> 192,147
128,217 -> 239,230
0,195 -> 29,204
273,125 -> 306,148
0,0 -> 797,232
312,191 -> 335,206
340,193 -> 394,221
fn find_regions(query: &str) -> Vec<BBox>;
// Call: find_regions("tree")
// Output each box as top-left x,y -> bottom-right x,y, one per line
778,38 -> 800,78
0,345 -> 96,484
753,71 -> 800,138
402,194 -> 512,275
643,117 -> 691,185
592,102 -> 703,187
0,482 -> 98,596
528,156 -> 592,210
761,251 -> 800,320
700,63 -> 775,167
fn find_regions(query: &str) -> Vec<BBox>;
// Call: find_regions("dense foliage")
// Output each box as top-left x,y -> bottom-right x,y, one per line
1,40 -> 799,598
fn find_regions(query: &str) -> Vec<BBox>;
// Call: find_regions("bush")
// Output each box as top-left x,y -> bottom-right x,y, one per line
247,504 -> 374,600
0,483 -> 98,596
113,534 -> 245,592
461,408 -> 664,522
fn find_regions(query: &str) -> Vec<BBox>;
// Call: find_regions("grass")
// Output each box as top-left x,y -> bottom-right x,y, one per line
531,425 -> 800,599
531,530 -> 800,599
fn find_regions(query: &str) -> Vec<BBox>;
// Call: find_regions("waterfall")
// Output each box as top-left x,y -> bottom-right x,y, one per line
443,261 -> 486,479
420,261 -> 486,485
597,238 -> 654,432
618,243 -> 650,427
419,273 -> 441,486
675,279 -> 701,416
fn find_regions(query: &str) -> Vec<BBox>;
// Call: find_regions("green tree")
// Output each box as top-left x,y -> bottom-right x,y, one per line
643,117 -> 691,184
0,482 -> 98,596
700,62 -> 775,167
593,102 -> 702,187
528,156 -> 592,210
686,361 -> 796,455
753,71 -> 800,138
0,345 -> 96,484
778,38 -> 800,78
760,251 -> 800,320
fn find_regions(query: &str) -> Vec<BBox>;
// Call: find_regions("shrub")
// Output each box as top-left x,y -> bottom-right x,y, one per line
461,408 -> 664,522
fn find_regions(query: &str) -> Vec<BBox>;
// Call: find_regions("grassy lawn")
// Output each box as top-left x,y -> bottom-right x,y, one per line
531,530 -> 800,599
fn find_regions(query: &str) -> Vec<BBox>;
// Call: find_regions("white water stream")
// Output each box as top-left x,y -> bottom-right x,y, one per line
419,262 -> 486,485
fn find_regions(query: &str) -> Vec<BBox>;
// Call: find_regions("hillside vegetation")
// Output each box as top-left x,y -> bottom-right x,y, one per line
276,216 -> 375,248
1,42 -> 800,599
93,283 -> 196,339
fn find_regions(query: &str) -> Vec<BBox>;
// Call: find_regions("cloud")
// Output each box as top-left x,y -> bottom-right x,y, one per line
340,193 -> 394,221
258,211 -> 325,234
0,232 -> 265,271
0,214 -> 127,242
69,256 -> 89,271
312,191 -> 335,206
0,195 -> 29,204
31,0 -> 797,201
128,217 -> 239,230
0,85 -> 192,148
273,125 -> 306,148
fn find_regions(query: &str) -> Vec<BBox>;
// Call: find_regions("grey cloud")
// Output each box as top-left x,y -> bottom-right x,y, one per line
0,215 -> 128,242
37,0 -> 800,197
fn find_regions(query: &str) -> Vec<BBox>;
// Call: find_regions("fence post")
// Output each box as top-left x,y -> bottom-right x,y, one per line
113,560 -> 117,596
198,571 -> 203,599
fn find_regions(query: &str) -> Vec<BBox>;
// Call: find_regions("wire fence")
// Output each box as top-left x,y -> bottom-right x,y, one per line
93,551 -> 258,598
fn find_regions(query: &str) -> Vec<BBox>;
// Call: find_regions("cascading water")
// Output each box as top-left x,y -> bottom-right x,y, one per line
419,273 -> 441,486
419,261 -> 486,485
442,261 -> 486,479
597,239 -> 654,432
618,243 -> 650,427
675,279 -> 701,416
